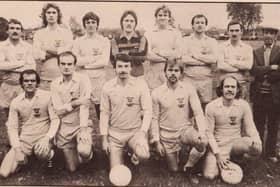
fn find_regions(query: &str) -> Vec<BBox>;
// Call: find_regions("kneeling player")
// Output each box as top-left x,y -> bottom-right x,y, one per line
0,69 -> 59,178
150,60 -> 208,172
204,76 -> 262,180
50,51 -> 93,172
100,54 -> 152,170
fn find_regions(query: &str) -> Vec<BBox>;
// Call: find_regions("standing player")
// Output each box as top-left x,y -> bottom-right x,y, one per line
50,51 -> 93,172
0,69 -> 59,178
150,60 -> 207,172
251,26 -> 280,162
181,14 -> 218,109
33,3 -> 73,90
111,10 -> 147,78
145,5 -> 182,90
0,19 -> 35,116
217,20 -> 253,100
203,76 -> 262,180
100,54 -> 152,170
73,12 -> 110,120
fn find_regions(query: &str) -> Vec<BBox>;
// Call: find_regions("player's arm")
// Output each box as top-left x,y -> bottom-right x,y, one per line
189,85 -> 206,134
100,84 -> 111,154
140,81 -> 153,133
0,49 -> 24,70
217,45 -> 239,72
193,39 -> 218,65
24,45 -> 36,70
205,104 -> 219,155
181,38 -> 205,65
145,31 -> 167,62
45,101 -> 60,139
50,82 -> 74,116
229,46 -> 253,70
6,101 -> 21,148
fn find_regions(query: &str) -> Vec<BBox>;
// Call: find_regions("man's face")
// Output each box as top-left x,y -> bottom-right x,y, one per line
45,7 -> 58,25
165,64 -> 181,84
263,29 -> 278,47
58,55 -> 76,76
85,18 -> 98,34
228,24 -> 243,42
192,17 -> 207,34
222,77 -> 238,100
122,14 -> 136,33
156,9 -> 170,27
8,23 -> 22,41
22,74 -> 38,93
115,60 -> 131,80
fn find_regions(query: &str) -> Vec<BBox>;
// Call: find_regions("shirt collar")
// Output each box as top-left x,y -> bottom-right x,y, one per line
3,38 -> 24,47
264,43 -> 274,50
189,33 -> 208,40
216,97 -> 241,107
225,40 -> 244,47
152,25 -> 173,32
57,72 -> 79,84
18,89 -> 40,101
165,81 -> 184,90
119,31 -> 138,40
113,76 -> 135,86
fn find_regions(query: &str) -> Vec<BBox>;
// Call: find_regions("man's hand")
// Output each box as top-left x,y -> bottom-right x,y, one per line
195,134 -> 207,152
14,147 -> 26,164
34,135 -> 51,159
155,141 -> 165,157
45,50 -> 58,61
249,141 -> 262,156
78,127 -> 92,145
71,98 -> 90,108
102,135 -> 110,155
216,153 -> 230,170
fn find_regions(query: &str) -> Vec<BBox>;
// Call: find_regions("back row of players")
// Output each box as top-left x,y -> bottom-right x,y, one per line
0,3 -> 279,185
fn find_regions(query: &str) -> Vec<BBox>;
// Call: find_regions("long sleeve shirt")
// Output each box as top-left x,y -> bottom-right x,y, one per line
6,89 -> 59,147
0,39 -> 35,84
100,77 -> 152,135
72,34 -> 110,78
50,72 -> 91,127
150,81 -> 206,143
217,40 -> 253,82
205,97 -> 261,154
33,26 -> 73,80
181,33 -> 218,80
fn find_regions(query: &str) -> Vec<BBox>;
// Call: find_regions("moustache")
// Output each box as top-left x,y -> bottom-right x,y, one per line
12,32 -> 18,36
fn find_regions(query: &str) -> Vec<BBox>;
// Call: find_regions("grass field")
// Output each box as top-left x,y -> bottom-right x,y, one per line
1,40 -> 280,186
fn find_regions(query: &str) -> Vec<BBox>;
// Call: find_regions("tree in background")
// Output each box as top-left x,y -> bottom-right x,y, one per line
0,17 -> 8,41
226,3 -> 263,35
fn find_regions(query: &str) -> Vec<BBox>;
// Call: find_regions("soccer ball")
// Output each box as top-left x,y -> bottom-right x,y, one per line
109,164 -> 132,186
221,161 -> 243,185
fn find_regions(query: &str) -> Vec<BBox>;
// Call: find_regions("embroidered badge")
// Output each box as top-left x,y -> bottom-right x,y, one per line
33,108 -> 41,117
126,96 -> 134,107
176,98 -> 185,108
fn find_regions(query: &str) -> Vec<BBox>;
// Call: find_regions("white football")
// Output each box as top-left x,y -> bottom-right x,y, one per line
109,164 -> 132,186
221,161 -> 243,185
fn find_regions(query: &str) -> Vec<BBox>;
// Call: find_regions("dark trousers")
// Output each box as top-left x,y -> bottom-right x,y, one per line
253,94 -> 280,157
94,104 -> 100,120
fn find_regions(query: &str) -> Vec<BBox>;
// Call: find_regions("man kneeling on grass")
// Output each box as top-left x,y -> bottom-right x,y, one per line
150,60 -> 208,174
203,76 -> 262,180
0,69 -> 60,178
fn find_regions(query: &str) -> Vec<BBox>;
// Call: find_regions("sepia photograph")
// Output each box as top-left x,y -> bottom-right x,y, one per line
0,0 -> 279,186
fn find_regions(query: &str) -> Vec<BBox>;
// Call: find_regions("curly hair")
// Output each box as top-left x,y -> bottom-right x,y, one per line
19,69 -> 40,88
41,3 -> 62,27
216,76 -> 242,99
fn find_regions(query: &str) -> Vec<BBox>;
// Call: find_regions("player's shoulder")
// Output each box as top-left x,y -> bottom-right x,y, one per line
234,98 -> 249,107
206,97 -> 222,110
103,78 -> 117,90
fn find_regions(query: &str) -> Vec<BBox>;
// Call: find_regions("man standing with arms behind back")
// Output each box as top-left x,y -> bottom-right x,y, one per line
251,25 -> 280,163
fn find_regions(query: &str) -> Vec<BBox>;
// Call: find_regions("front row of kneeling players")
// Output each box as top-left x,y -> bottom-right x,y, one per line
0,51 -> 262,185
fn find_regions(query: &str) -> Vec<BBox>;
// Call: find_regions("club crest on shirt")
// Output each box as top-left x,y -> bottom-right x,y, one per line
33,108 -> 41,117
126,96 -> 134,107
176,97 -> 185,108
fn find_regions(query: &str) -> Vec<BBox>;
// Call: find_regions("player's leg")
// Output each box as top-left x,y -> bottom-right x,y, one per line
231,137 -> 262,157
203,151 -> 219,180
77,127 -> 93,163
0,148 -> 26,178
128,131 -> 150,162
63,148 -> 80,172
165,151 -> 180,172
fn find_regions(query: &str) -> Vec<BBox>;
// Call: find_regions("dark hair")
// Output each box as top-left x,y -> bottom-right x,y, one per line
154,5 -> 171,18
120,10 -> 138,30
191,14 -> 208,26
164,59 -> 184,74
227,20 -> 244,32
8,19 -> 23,31
57,51 -> 77,65
41,3 -> 62,27
216,76 -> 242,99
19,69 -> 40,88
113,53 -> 132,65
82,11 -> 100,29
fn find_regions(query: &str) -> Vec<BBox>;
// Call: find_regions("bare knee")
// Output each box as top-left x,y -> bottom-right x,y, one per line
136,151 -> 150,161
203,171 -> 218,180
168,164 -> 179,172
77,143 -> 92,159
66,164 -> 78,173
